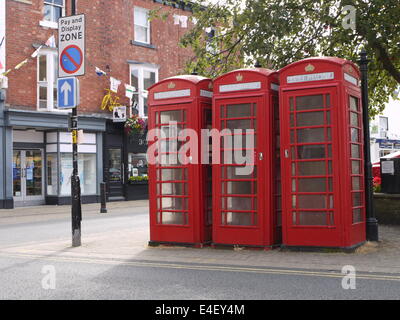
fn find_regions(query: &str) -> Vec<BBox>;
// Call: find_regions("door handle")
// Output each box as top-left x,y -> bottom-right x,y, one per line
258,152 -> 263,161
284,149 -> 290,159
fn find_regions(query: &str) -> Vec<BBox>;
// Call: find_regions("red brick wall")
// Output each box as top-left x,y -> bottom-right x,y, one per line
5,0 -> 194,115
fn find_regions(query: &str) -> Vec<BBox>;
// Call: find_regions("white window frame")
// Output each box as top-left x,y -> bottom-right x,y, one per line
37,49 -> 60,112
130,64 -> 159,118
134,7 -> 151,45
40,0 -> 65,29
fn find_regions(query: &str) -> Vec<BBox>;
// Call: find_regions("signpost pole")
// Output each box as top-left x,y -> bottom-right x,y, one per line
358,49 -> 379,242
70,0 -> 81,247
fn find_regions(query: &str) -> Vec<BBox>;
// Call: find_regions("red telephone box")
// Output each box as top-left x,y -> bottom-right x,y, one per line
279,57 -> 366,248
147,75 -> 212,246
212,68 -> 281,248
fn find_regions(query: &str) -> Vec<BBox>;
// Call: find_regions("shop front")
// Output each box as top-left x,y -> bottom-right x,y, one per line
103,120 -> 149,202
0,108 -> 106,209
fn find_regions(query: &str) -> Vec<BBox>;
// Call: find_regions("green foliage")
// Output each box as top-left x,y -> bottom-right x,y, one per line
179,0 -> 400,117
128,175 -> 149,183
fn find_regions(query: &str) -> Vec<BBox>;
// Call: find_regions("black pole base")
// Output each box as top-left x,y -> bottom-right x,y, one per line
72,228 -> 81,247
100,208 -> 108,214
366,218 -> 379,242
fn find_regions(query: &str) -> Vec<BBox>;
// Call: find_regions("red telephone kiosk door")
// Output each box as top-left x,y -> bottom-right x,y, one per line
212,69 -> 280,248
147,75 -> 212,246
279,57 -> 366,248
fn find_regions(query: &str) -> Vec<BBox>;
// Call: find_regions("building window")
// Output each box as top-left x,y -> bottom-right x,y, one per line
379,116 -> 389,138
128,153 -> 148,179
130,65 -> 158,117
43,0 -> 64,24
134,7 -> 150,44
37,52 -> 58,110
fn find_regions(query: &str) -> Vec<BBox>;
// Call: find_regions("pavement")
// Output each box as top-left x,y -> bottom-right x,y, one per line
1,201 -> 400,276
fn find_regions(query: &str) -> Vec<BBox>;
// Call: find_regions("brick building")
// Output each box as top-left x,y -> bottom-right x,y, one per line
0,0 -> 195,208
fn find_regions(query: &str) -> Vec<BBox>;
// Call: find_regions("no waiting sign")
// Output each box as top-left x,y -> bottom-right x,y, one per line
58,14 -> 85,78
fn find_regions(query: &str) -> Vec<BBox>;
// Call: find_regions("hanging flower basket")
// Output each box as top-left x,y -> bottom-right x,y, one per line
124,114 -> 146,136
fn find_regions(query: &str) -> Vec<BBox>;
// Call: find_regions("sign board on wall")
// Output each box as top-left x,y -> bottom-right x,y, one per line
382,161 -> 395,175
58,14 -> 85,78
113,106 -> 127,122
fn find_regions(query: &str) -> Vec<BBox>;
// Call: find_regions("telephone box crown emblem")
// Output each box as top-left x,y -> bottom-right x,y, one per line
168,82 -> 176,89
347,65 -> 354,74
305,64 -> 315,72
208,82 -> 213,89
236,73 -> 243,82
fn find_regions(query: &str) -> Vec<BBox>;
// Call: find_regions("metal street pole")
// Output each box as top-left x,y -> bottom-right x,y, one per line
358,49 -> 379,242
70,0 -> 82,247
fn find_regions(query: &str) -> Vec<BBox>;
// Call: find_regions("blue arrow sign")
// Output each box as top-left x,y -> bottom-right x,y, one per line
57,77 -> 78,109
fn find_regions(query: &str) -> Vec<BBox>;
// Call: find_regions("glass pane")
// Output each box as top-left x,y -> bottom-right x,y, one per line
161,197 -> 187,210
226,119 -> 252,130
144,70 -> 156,90
47,153 -> 58,196
296,111 -> 325,127
297,145 -> 326,159
53,6 -> 62,21
298,178 -> 326,192
226,103 -> 252,118
351,128 -> 360,142
352,160 -> 361,174
223,166 -> 256,179
159,168 -> 184,181
352,177 -> 361,190
352,192 -> 362,207
350,112 -> 359,126
160,110 -> 182,123
224,181 -> 255,195
79,154 -> 97,195
108,149 -> 121,182
159,183 -> 186,196
39,55 -> 47,81
297,161 -> 326,176
297,128 -> 326,143
25,150 -> 42,196
222,197 -> 253,211
297,195 -> 327,209
296,95 -> 324,111
298,212 -> 327,226
13,151 -> 22,197
131,69 -> 139,91
134,8 -> 148,26
223,212 -> 253,226
161,212 -> 186,225
128,153 -> 148,178
351,144 -> 361,158
43,4 -> 52,22
134,25 -> 148,43
350,96 -> 358,111
353,208 -> 363,223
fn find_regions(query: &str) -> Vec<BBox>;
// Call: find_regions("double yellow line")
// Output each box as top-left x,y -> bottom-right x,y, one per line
1,251 -> 400,282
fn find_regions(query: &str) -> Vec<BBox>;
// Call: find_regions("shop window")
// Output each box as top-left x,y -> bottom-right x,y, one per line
47,153 -> 58,195
128,153 -> 148,179
130,65 -> 158,117
60,153 -> 97,196
37,52 -> 58,110
134,7 -> 150,44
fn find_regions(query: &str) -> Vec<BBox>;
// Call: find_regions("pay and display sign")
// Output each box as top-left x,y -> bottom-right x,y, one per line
58,14 -> 85,78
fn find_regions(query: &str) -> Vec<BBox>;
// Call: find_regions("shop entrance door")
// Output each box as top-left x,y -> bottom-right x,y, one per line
13,149 -> 45,207
107,148 -> 124,200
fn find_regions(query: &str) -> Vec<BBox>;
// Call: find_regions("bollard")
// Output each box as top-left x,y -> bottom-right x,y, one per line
100,182 -> 107,213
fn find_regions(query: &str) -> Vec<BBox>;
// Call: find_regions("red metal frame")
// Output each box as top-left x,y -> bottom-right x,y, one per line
147,75 -> 212,246
212,69 -> 280,247
279,57 -> 366,248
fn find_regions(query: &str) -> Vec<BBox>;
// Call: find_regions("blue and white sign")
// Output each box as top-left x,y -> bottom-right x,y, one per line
57,77 -> 78,109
